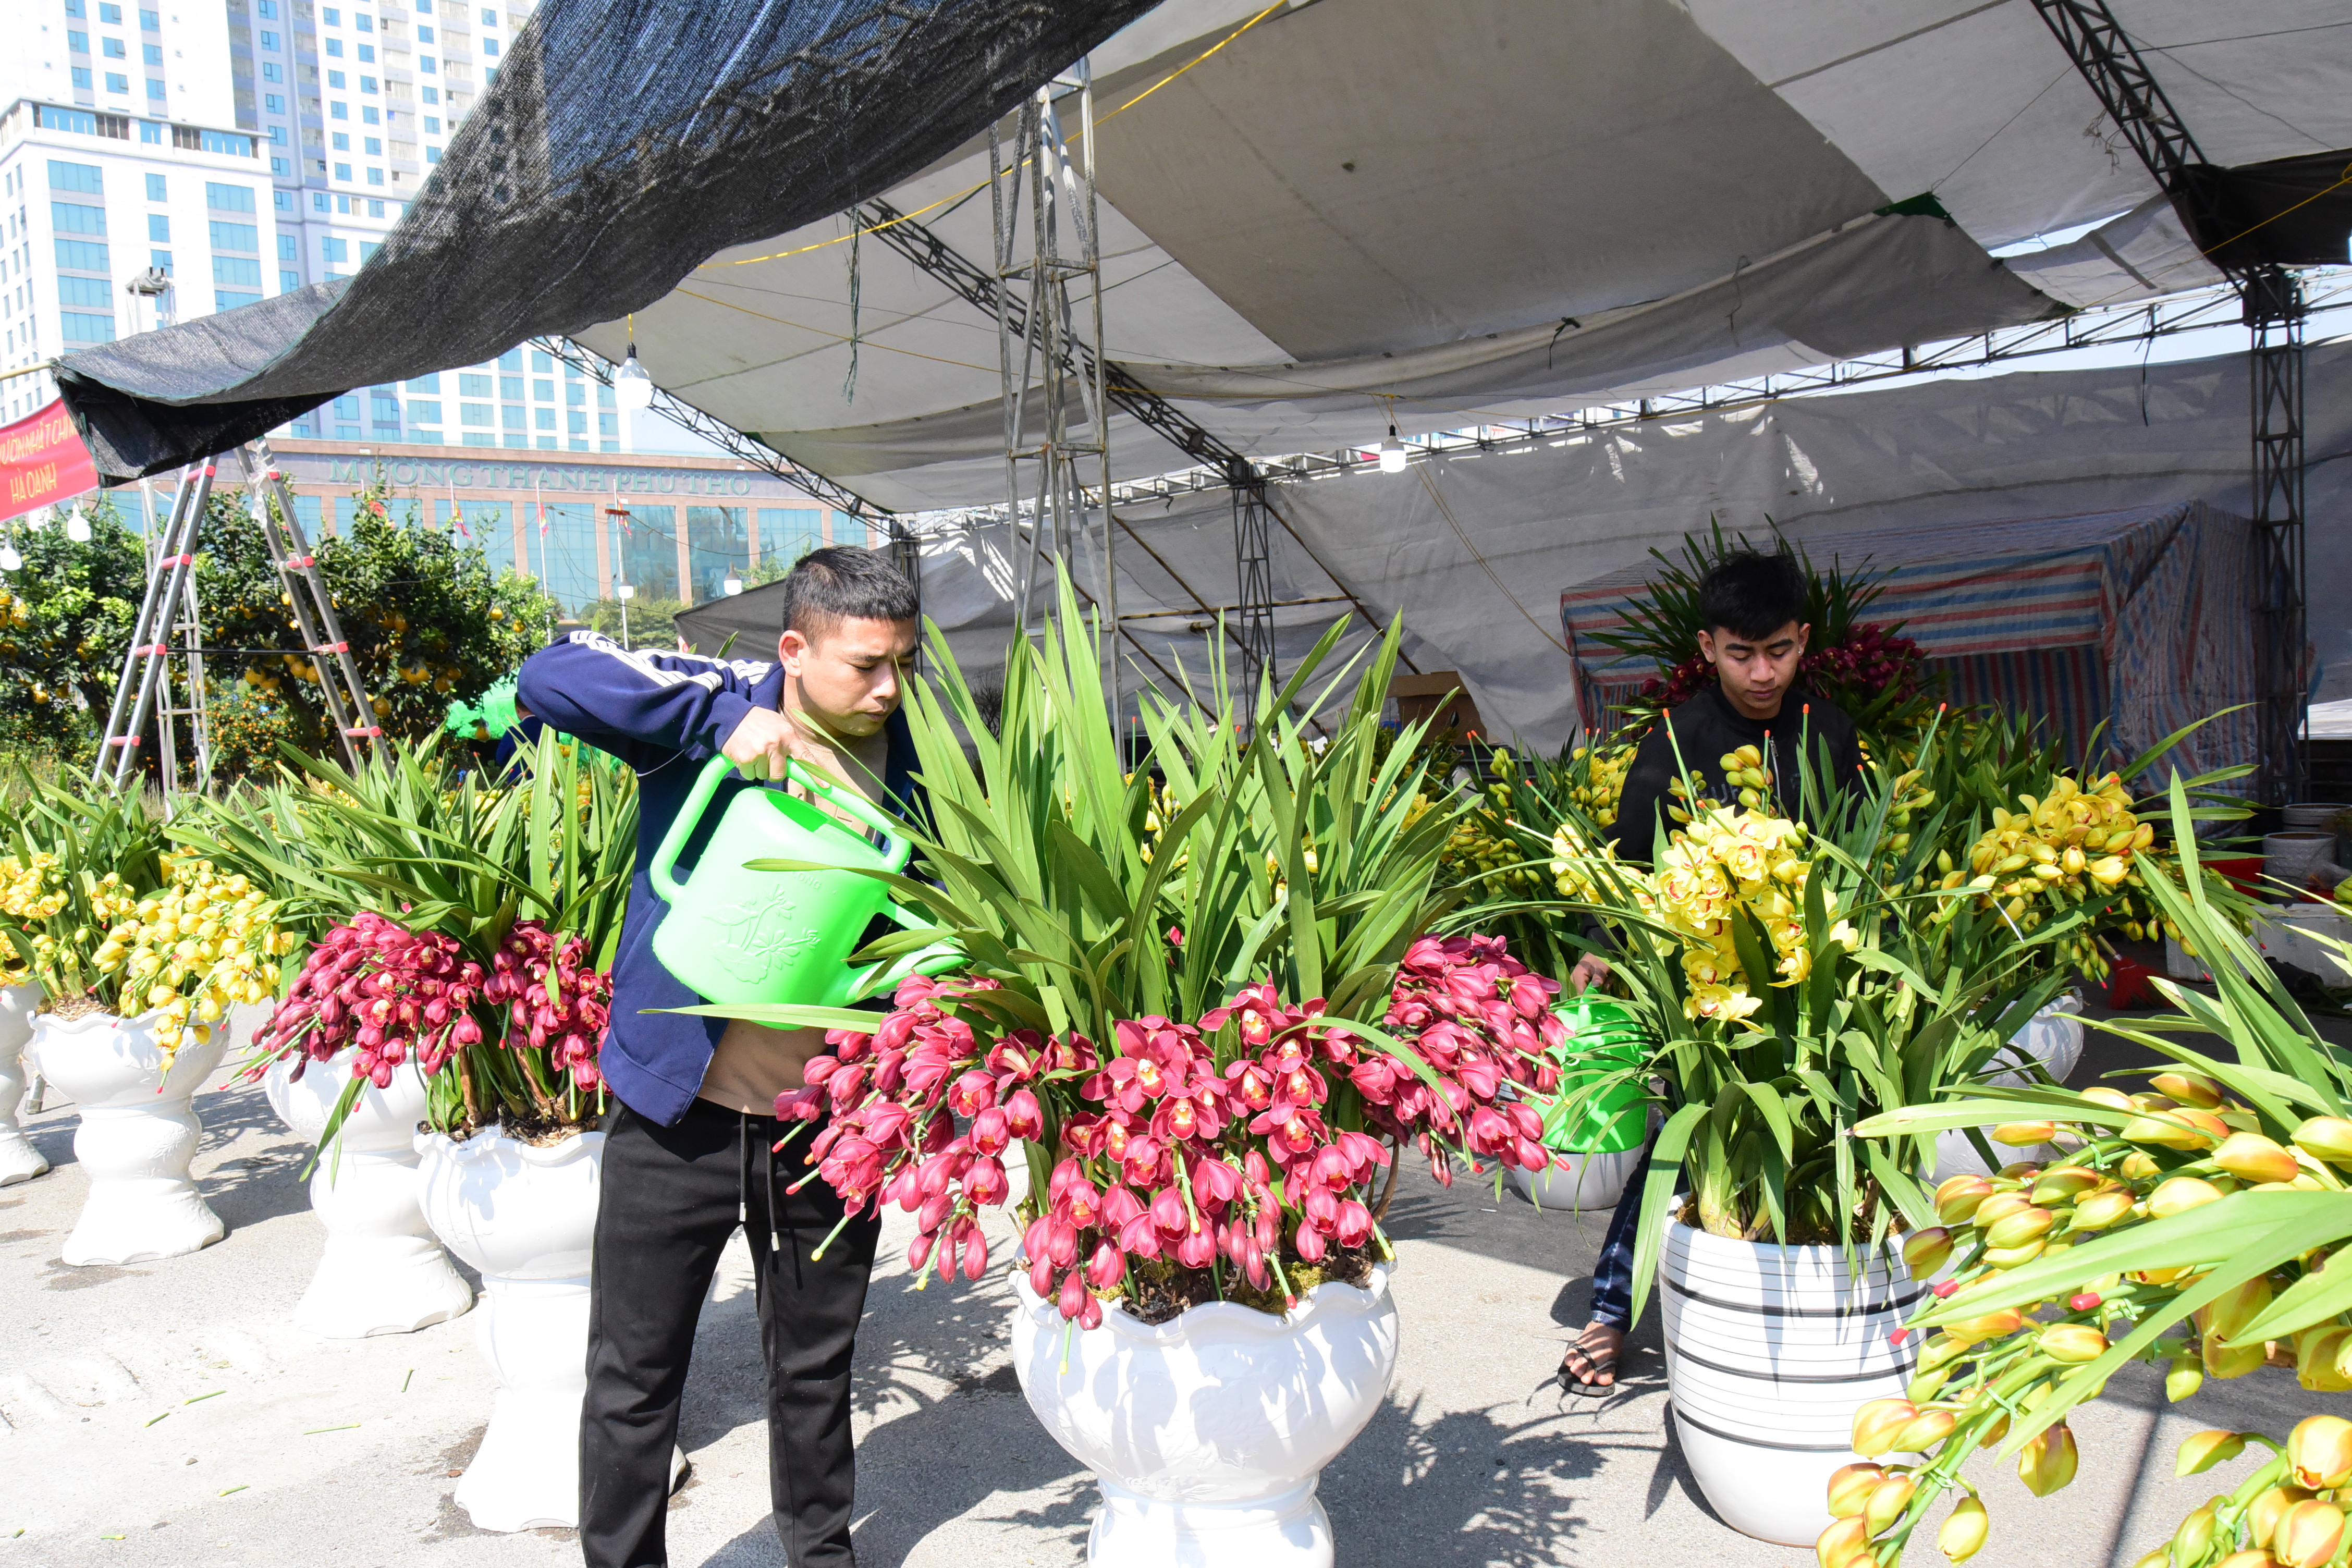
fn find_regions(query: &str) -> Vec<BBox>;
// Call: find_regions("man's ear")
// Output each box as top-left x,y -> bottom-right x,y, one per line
1697,629 -> 1719,666
1793,623 -> 1811,656
778,628 -> 807,674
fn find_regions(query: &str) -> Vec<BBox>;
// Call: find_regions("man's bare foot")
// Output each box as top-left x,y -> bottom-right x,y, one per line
1559,1320 -> 1623,1392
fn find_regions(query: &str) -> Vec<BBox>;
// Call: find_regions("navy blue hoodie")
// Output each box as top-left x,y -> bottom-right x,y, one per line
517,632 -> 920,1127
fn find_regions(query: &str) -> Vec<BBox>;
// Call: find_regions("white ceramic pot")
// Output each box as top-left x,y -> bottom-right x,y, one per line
416,1124 -> 602,1532
1506,1147 -> 1640,1214
264,1049 -> 472,1338
1010,1261 -> 1400,1567
1933,995 -> 2085,1181
0,981 -> 48,1186
1660,1218 -> 1918,1547
32,1008 -> 229,1265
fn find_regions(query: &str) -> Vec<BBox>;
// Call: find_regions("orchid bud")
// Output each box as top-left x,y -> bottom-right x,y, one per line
1848,1398 -> 1917,1457
960,1229 -> 988,1282
2176,1430 -> 2247,1476
2290,1416 -> 2352,1490
1902,1227 -> 1953,1277
2292,1117 -> 2352,1166
1937,1495 -> 1988,1562
2213,1132 -> 2300,1186
1890,1408 -> 1957,1454
1823,1463 -> 1882,1519
1863,1474 -> 1914,1534
2038,1325 -> 2108,1364
1933,1175 -> 1994,1224
2276,1501 -> 2347,1568
2252,1487 -> 2317,1549
1815,1514 -> 1873,1568
1085,1240 -> 1124,1290
1057,1269 -> 1087,1321
2016,1424 -> 2078,1497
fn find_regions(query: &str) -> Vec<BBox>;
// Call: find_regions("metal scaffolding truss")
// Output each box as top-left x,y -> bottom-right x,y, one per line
987,67 -> 1117,706
919,267 -> 2344,511
2028,0 -> 2313,802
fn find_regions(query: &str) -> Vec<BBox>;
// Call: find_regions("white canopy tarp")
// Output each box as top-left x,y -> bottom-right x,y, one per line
574,0 -> 2352,512
886,337 -> 2352,748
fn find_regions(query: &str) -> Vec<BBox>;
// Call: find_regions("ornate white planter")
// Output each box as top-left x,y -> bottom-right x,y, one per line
1506,1147 -> 1640,1215
1660,1218 -> 1918,1547
417,1124 -> 678,1530
33,1008 -> 229,1265
264,1050 -> 472,1338
0,981 -> 48,1186
1010,1261 -> 1400,1567
1934,995 -> 2086,1180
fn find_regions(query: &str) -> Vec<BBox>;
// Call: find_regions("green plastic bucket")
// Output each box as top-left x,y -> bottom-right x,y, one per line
1536,994 -> 1649,1154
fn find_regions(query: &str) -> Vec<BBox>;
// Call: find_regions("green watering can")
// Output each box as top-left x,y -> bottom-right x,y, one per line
649,754 -> 962,1007
1534,994 -> 1650,1154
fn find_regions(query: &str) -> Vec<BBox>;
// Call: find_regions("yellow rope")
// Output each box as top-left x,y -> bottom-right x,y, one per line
670,287 -> 1000,375
696,2 -> 1285,272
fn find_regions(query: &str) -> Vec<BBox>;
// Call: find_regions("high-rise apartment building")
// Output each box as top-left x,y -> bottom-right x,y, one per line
0,0 -> 623,455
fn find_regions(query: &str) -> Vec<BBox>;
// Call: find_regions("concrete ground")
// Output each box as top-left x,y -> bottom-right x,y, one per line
1,1000 -> 2342,1568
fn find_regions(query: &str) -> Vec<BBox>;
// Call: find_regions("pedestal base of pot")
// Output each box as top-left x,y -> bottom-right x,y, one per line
64,1101 -> 225,1264
267,1054 -> 471,1338
33,1010 -> 228,1267
0,1058 -> 46,1187
457,1273 -> 591,1532
1092,1477 -> 1331,1567
0,980 -> 47,1186
1506,1147 -> 1639,1214
296,1149 -> 474,1337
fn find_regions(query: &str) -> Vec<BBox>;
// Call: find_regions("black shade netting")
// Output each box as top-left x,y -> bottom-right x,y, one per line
56,0 -> 1158,480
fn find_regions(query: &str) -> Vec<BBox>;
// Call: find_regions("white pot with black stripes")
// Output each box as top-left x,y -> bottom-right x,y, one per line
1659,1216 -> 1919,1547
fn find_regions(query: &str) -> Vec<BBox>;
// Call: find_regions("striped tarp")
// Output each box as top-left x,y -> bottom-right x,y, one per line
1562,503 -> 2257,788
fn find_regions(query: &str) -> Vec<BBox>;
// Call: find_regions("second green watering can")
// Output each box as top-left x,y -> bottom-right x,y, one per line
649,754 -> 962,1007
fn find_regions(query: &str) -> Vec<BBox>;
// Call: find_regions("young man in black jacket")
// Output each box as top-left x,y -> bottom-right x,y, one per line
516,546 -> 920,1567
1557,549 -> 1863,1392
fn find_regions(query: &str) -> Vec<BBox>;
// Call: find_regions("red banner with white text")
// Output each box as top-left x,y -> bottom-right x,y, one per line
0,401 -> 99,524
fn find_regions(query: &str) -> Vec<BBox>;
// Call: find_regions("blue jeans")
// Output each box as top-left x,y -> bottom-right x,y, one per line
1588,1139 -> 1657,1331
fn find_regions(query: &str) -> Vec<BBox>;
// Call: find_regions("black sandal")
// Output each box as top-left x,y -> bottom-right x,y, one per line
1557,1340 -> 1620,1396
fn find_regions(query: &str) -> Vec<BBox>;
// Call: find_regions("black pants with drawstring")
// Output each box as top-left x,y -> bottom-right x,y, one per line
581,1097 -> 881,1568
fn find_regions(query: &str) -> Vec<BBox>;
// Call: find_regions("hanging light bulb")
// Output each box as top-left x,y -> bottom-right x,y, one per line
0,542 -> 20,572
1377,425 -> 1407,474
613,336 -> 654,412
615,581 -> 634,602
722,570 -> 744,596
65,501 -> 92,543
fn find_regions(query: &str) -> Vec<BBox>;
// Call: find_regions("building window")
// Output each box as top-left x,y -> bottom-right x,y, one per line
255,1 -> 275,16
332,131 -> 349,150
72,68 -> 93,89
140,118 -> 162,141
480,6 -> 495,22
312,192 -> 329,212
323,5 -> 340,22
263,61 -> 282,82
273,190 -> 290,209
262,29 -> 281,48
566,410 -> 586,435
363,136 -> 381,155
358,43 -> 375,61
206,181 -> 256,212
532,375 -> 552,399
268,125 -> 287,144
408,373 -> 440,393
409,399 -> 441,423
100,2 -> 122,20
147,213 -> 169,241
483,36 -> 498,55
141,5 -> 158,23
209,217 -> 259,248
423,114 -> 439,132
597,383 -> 615,409
321,236 -> 348,262
141,42 -> 161,64
425,146 -> 440,164
143,173 -> 167,202
534,407 -> 554,430
360,241 -> 382,261
371,394 -> 400,423
362,104 -> 378,124
52,201 -> 107,237
104,36 -> 127,57
565,382 -> 584,406
280,268 -> 299,290
49,160 -> 104,193
70,29 -> 91,51
58,276 -> 112,307
145,78 -> 164,99
365,167 -> 383,185
460,402 -> 491,426
217,290 -> 262,310
55,238 -> 111,271
500,405 -> 525,430
214,258 -> 263,288
421,85 -> 438,103
332,395 -> 358,419
327,70 -> 345,88
325,36 -> 342,55
264,92 -> 284,112
361,76 -> 377,94
62,312 -> 118,343
599,413 -> 618,437
419,23 -> 433,41
334,162 -> 352,180
150,248 -> 172,273
498,374 -> 522,400
356,11 -> 373,30
105,74 -> 131,95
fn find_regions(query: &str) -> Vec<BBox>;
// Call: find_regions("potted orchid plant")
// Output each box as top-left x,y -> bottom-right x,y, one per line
688,581 -> 1566,1566
183,731 -> 639,1528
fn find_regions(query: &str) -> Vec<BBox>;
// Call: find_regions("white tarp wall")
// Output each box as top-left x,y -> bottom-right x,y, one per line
912,338 -> 2352,749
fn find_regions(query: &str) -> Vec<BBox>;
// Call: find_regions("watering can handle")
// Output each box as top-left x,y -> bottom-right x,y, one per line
647,752 -> 916,908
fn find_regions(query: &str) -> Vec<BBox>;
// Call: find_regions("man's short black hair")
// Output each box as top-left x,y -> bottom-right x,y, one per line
779,545 -> 918,640
1697,549 -> 1808,642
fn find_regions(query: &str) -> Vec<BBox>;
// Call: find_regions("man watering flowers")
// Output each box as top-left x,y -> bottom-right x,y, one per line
517,546 -> 920,1568
1557,549 -> 1863,1393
